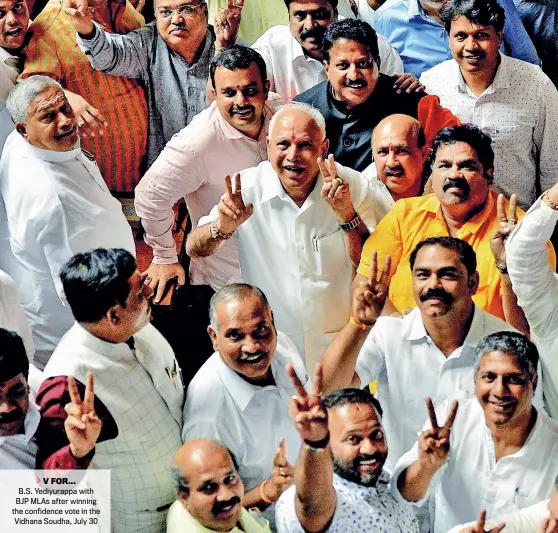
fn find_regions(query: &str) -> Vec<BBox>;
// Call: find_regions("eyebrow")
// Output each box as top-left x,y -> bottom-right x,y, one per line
220,82 -> 258,90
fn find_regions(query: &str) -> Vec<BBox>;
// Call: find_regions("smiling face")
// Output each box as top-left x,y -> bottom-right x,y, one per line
208,294 -> 278,385
475,351 -> 536,427
328,402 -> 387,487
449,16 -> 502,77
0,372 -> 29,437
324,38 -> 379,109
0,0 -> 28,50
213,63 -> 269,140
17,86 -> 79,151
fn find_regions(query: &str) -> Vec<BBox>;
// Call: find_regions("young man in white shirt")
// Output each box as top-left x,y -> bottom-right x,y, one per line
252,0 -> 405,103
393,332 -> 558,533
419,0 -> 558,210
187,102 -> 380,370
0,76 -> 135,369
321,236 -> 518,473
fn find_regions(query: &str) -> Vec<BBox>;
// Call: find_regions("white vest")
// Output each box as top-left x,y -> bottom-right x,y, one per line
43,323 -> 184,533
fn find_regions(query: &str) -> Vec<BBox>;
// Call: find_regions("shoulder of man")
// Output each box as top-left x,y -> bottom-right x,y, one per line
293,80 -> 328,106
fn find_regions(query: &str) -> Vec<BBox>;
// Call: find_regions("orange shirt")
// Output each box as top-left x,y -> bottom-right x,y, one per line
357,190 -> 556,321
21,0 -> 148,192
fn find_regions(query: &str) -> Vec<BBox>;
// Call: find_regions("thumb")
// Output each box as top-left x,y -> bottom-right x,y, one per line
177,268 -> 186,287
245,203 -> 254,217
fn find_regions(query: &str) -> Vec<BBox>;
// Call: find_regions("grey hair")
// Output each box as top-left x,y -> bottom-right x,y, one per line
209,283 -> 272,332
269,102 -> 327,140
6,75 -> 63,124
474,331 -> 539,381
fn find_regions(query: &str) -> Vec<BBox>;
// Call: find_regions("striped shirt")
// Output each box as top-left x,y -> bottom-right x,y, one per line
20,0 -> 148,192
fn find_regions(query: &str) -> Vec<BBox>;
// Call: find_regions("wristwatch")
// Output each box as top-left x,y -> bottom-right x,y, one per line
495,262 -> 508,275
339,213 -> 362,232
209,220 -> 234,241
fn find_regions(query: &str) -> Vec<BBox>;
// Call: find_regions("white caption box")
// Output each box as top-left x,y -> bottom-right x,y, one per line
0,470 -> 111,532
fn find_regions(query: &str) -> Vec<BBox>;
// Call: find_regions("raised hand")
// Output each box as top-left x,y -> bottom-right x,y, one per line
393,73 -> 425,94
64,90 -> 108,138
352,251 -> 392,327
65,0 -> 95,36
217,173 -> 253,235
65,372 -> 102,459
490,193 -> 518,270
264,437 -> 295,502
319,155 -> 355,222
287,363 -> 328,443
458,509 -> 505,533
418,397 -> 458,472
539,516 -> 558,533
143,262 -> 186,304
214,0 -> 243,49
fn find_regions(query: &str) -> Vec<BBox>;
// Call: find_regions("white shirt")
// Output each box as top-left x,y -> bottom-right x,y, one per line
361,163 -> 395,221
392,399 -> 558,533
276,471 -> 419,533
182,332 -> 308,530
355,306 -> 516,472
135,96 -> 280,290
419,54 -> 558,209
0,47 -> 17,153
252,23 -> 404,103
0,401 -> 40,469
506,198 -> 558,419
0,132 -> 135,369
337,0 -> 379,27
448,499 -> 551,533
198,161 -> 380,370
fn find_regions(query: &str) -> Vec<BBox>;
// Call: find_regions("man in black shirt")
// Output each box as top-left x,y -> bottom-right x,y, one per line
295,18 -> 458,171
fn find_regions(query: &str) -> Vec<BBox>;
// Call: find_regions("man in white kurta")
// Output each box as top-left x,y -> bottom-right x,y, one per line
41,248 -> 184,533
0,76 -> 135,369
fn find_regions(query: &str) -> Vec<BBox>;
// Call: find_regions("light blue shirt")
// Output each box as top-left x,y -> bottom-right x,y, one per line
374,0 -> 540,77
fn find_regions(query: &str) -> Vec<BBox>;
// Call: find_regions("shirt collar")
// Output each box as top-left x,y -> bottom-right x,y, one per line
0,47 -> 19,66
215,101 -> 272,143
180,503 -> 265,532
0,400 -> 40,448
407,0 -> 422,19
69,322 -> 135,357
333,470 -> 391,496
289,30 -> 322,65
456,52 -> 509,94
26,140 -> 82,164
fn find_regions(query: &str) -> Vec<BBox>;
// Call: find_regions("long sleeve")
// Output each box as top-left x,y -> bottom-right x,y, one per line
76,22 -> 150,79
35,376 -> 119,469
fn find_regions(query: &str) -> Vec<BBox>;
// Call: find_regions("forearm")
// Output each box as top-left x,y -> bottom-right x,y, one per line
343,224 -> 369,268
500,273 -> 530,335
242,482 -> 272,511
396,462 -> 438,502
186,224 -> 224,258
321,322 -> 366,393
295,445 -> 336,533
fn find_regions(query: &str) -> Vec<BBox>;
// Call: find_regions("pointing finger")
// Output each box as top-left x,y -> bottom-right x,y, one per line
312,363 -> 323,397
83,372 -> 95,411
317,157 -> 330,181
286,363 -> 307,399
425,397 -> 439,432
67,376 -> 82,407
232,172 -> 241,195
496,193 -> 507,224
379,256 -> 392,287
224,174 -> 233,196
508,193 -> 518,223
368,250 -> 378,285
443,400 -> 459,431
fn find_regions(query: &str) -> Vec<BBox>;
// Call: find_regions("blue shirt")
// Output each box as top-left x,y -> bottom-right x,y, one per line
375,0 -> 540,78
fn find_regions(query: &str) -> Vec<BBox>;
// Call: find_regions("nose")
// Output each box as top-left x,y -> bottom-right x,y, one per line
241,335 -> 260,354
234,91 -> 247,107
286,143 -> 298,162
57,110 -> 73,129
216,485 -> 237,503
425,274 -> 442,290
303,13 -> 316,31
170,9 -> 183,25
465,36 -> 479,50
359,438 -> 375,456
5,10 -> 18,25
346,63 -> 358,80
0,399 -> 16,415
492,377 -> 508,397
448,164 -> 463,179
386,148 -> 397,167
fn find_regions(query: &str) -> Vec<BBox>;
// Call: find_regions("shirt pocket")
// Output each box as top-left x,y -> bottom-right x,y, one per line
484,122 -> 535,154
312,228 -> 350,278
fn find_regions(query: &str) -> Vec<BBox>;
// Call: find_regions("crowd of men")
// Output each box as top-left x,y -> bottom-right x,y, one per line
0,0 -> 558,532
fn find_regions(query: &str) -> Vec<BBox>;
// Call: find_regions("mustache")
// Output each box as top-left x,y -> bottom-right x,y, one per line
238,350 -> 266,361
231,106 -> 254,113
355,452 -> 385,465
300,25 -> 325,41
344,79 -> 367,88
443,177 -> 470,195
0,409 -> 24,425
419,288 -> 453,304
212,496 -> 241,515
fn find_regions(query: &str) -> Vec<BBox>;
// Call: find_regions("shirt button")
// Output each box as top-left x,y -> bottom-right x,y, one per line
297,244 -> 304,250
343,139 -> 352,147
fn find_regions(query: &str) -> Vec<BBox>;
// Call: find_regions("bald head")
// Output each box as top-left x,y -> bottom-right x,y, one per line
269,102 -> 326,140
172,439 -> 244,531
372,114 -> 427,201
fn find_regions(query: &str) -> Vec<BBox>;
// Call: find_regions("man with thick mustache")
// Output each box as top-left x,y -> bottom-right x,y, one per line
320,237 -> 520,475
186,102 -> 380,371
420,0 -> 558,211
168,439 -> 272,532
251,0 -> 405,103
275,366 -> 419,532
294,18 -> 460,172
393,332 -> 558,533
0,76 -> 135,369
355,124 -> 556,328
182,283 -> 308,530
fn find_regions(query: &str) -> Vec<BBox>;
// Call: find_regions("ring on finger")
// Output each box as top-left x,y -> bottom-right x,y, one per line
280,468 -> 286,477
509,218 -> 518,225
146,276 -> 151,281
335,177 -> 343,185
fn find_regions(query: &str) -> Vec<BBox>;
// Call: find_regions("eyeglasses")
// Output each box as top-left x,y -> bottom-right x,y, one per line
157,0 -> 204,20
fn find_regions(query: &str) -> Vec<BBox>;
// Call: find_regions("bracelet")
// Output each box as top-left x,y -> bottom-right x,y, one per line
209,220 -> 234,241
304,433 -> 330,450
339,214 -> 362,232
259,479 -> 275,505
349,315 -> 372,330
545,189 -> 558,211
495,262 -> 508,275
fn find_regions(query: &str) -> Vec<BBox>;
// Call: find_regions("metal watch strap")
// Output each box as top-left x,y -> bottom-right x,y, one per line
339,214 -> 362,232
209,220 -> 234,241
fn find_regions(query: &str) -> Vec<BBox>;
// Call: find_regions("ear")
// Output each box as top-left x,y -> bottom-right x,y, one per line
207,325 -> 219,352
485,167 -> 494,185
420,144 -> 429,161
321,138 -> 330,159
468,271 -> 480,295
323,60 -> 329,75
106,306 -> 120,327
178,490 -> 189,509
264,78 -> 270,97
532,374 -> 538,393
15,123 -> 28,141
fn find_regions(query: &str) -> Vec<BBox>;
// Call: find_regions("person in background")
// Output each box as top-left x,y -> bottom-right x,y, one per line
337,0 -> 387,26
20,0 -> 148,192
252,0 -> 406,103
0,76 -> 135,369
373,0 -> 539,78
168,439 -> 271,532
70,0 -> 243,169
420,0 -> 558,210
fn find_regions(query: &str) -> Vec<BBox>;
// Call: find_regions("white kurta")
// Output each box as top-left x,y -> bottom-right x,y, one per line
43,322 -> 184,533
0,132 -> 135,369
198,161 -> 380,370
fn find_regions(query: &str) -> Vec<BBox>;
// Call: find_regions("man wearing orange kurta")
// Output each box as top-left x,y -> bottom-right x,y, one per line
357,124 -> 556,324
21,0 -> 148,192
